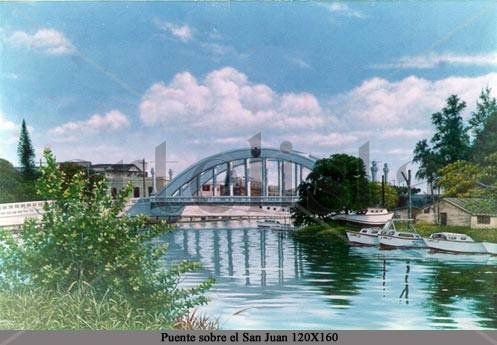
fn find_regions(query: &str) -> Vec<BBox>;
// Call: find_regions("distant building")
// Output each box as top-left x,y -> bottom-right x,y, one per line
60,161 -> 168,198
416,197 -> 497,229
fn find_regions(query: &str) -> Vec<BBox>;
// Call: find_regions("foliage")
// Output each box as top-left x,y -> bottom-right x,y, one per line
17,119 -> 37,180
291,154 -> 370,225
437,152 -> 497,201
415,223 -> 497,242
0,149 -> 213,327
0,158 -> 39,203
470,88 -> 497,163
368,182 -> 399,209
413,139 -> 440,185
413,95 -> 470,184
174,310 -> 218,330
438,160 -> 482,197
292,221 -> 348,241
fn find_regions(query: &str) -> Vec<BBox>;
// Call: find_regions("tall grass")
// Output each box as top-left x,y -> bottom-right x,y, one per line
0,285 -> 175,330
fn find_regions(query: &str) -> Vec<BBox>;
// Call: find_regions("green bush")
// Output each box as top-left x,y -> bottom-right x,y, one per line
0,149 -> 213,328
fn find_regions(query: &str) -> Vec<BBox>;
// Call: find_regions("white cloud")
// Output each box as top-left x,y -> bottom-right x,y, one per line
329,73 -> 497,128
156,21 -> 193,42
374,52 -> 497,69
49,110 -> 130,141
0,113 -> 17,132
321,2 -> 364,19
139,67 -> 330,131
4,28 -> 75,55
287,132 -> 359,148
380,128 -> 431,139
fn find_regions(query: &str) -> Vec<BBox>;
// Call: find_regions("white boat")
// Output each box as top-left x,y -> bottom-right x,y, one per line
256,219 -> 294,231
346,227 -> 382,245
332,208 -> 393,226
482,241 -> 497,255
378,220 -> 426,248
423,232 -> 487,254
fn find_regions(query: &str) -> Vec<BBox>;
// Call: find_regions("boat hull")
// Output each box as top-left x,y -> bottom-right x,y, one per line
346,231 -> 379,246
424,238 -> 487,254
379,235 -> 426,248
483,242 -> 497,255
333,213 -> 393,225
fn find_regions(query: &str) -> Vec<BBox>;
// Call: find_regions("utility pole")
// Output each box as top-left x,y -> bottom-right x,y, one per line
401,170 -> 412,220
381,175 -> 385,207
142,158 -> 146,198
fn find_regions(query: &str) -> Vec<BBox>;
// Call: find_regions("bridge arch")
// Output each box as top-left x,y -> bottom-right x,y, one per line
157,148 -> 316,197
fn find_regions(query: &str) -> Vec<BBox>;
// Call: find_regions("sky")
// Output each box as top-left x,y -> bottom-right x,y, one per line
1,1 -> 496,186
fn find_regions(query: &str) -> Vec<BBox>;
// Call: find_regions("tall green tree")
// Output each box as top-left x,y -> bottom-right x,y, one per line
413,95 -> 470,185
469,87 -> 497,163
17,119 -> 36,179
291,154 -> 370,225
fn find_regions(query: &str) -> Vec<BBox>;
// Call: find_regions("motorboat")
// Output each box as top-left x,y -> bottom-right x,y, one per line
482,241 -> 497,255
256,219 -> 294,231
332,208 -> 393,226
346,227 -> 382,245
423,232 -> 487,254
378,220 -> 426,248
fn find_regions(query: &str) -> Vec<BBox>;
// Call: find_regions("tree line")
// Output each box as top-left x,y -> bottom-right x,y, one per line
292,87 -> 497,225
414,87 -> 497,200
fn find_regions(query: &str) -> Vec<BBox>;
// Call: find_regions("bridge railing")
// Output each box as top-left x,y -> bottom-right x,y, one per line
136,195 -> 299,204
0,200 -> 53,217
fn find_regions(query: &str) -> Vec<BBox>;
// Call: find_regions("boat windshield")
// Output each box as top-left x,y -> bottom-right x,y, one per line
431,233 -> 447,240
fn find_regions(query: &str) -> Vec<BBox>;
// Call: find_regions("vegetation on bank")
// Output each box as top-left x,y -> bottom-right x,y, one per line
415,88 -> 497,208
293,222 -> 348,241
0,285 -> 218,330
415,223 -> 497,243
294,220 -> 497,244
0,149 -> 213,330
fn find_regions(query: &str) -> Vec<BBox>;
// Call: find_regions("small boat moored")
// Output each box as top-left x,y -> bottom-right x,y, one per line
378,220 -> 426,248
346,227 -> 382,246
332,208 -> 394,226
424,232 -> 487,254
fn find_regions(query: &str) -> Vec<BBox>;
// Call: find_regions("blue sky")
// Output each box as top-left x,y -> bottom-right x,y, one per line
1,1 -> 496,185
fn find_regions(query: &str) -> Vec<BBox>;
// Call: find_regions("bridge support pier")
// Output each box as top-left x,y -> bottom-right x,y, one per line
244,158 -> 251,197
227,161 -> 233,196
262,158 -> 267,197
293,163 -> 299,195
212,167 -> 216,196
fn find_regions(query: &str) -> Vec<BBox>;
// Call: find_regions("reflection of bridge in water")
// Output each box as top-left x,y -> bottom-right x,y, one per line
166,227 -> 305,287
130,147 -> 317,220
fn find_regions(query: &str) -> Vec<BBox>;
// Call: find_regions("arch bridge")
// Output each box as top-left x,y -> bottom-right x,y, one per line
129,147 -> 317,218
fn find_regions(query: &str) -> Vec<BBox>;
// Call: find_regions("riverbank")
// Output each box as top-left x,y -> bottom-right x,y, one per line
294,221 -> 497,243
415,223 -> 497,242
293,221 -> 348,241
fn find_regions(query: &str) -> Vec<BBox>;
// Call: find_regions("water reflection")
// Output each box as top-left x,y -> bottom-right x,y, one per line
161,224 -> 497,329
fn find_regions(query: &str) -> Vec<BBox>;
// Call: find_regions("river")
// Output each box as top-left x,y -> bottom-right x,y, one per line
160,221 -> 497,329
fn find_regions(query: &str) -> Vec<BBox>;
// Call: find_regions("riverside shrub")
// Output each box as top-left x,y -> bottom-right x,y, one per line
0,149 -> 213,324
